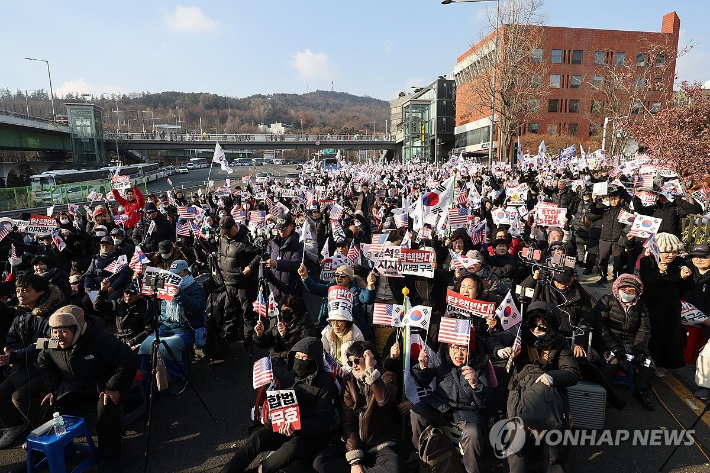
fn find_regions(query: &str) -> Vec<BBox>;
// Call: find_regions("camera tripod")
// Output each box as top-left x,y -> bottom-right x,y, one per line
142,287 -> 217,473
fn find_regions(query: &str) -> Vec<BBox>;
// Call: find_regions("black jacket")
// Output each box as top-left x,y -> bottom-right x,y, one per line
38,315 -> 138,396
285,337 -> 339,438
520,278 -> 593,335
591,200 -> 627,242
634,197 -> 702,237
266,232 -> 304,302
681,261 -> 710,316
40,267 -> 71,304
216,224 -> 261,287
254,313 -> 319,362
141,213 -> 175,253
594,291 -> 651,356
93,291 -> 155,346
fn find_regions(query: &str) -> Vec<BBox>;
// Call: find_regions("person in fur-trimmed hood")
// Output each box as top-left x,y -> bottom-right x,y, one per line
320,297 -> 365,372
593,273 -> 656,411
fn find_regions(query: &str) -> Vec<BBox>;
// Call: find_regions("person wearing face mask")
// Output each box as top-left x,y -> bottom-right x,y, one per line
220,336 -> 338,473
639,232 -> 692,374
109,227 -> 135,257
253,295 -> 319,387
148,240 -> 187,271
82,237 -> 133,313
411,326 -> 493,473
87,207 -> 116,236
488,302 -> 580,472
138,202 -> 175,253
593,274 -> 656,410
56,212 -> 74,232
313,341 -> 400,473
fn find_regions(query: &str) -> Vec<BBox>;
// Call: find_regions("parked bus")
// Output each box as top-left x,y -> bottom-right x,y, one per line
30,163 -> 160,205
189,157 -> 208,169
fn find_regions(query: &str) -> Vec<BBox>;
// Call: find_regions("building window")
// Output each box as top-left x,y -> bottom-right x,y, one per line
548,99 -> 560,113
650,102 -> 661,114
550,74 -> 561,88
547,123 -> 558,134
572,50 -> 583,64
569,100 -> 580,113
528,123 -> 539,134
634,77 -> 646,90
592,75 -> 603,89
631,100 -> 643,114
531,74 -> 541,88
594,51 -> 606,65
570,75 -> 582,89
568,123 -> 578,136
590,99 -> 603,114
653,77 -> 663,91
529,98 -> 541,112
590,123 -> 600,136
532,48 -> 543,63
615,52 -> 626,66
636,53 -> 647,66
551,49 -> 563,64
656,54 -> 666,67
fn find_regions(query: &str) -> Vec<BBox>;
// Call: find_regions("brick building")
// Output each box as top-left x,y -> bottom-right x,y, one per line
453,11 -> 680,157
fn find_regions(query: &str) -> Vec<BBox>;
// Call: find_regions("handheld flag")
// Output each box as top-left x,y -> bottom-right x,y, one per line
495,290 -> 521,330
253,356 -> 274,389
402,305 -> 432,330
438,317 -> 471,346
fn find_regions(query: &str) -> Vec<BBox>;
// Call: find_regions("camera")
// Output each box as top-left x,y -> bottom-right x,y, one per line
144,272 -> 167,291
35,338 -> 59,350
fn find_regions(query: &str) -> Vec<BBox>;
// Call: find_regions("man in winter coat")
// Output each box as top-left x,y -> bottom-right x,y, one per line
138,260 -> 205,396
112,186 -> 145,237
38,305 -> 137,470
313,341 -> 401,473
216,216 -> 262,344
0,275 -> 65,448
633,191 -> 702,237
593,274 -> 656,410
264,214 -> 304,302
93,280 -> 154,347
590,186 -> 629,283
147,240 -> 188,271
139,202 -> 175,253
683,244 -> 710,400
82,237 -> 133,313
487,302 -> 580,472
220,337 -> 338,473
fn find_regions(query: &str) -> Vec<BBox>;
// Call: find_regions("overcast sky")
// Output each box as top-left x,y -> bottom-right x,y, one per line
2,0 -> 706,101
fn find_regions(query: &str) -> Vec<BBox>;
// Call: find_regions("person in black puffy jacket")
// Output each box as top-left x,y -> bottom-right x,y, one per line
590,186 -> 630,284
139,202 -> 175,253
82,237 -> 133,313
633,191 -> 702,237
264,214 -> 304,303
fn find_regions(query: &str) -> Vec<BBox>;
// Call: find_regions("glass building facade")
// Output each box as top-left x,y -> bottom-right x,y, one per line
65,103 -> 107,169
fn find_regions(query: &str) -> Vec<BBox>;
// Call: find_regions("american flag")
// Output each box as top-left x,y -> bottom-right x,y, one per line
250,211 -> 266,224
322,351 -> 345,379
9,243 -> 16,261
0,226 -> 9,244
456,188 -> 469,205
129,246 -> 148,274
233,210 -> 247,223
189,222 -> 207,240
265,197 -> 277,215
373,303 -> 403,326
252,356 -> 274,389
329,203 -> 344,221
372,234 -> 388,245
104,255 -> 128,274
448,207 -> 469,227
635,173 -> 654,188
347,240 -> 360,264
469,221 -> 487,246
253,289 -> 267,319
394,212 -> 408,229
177,206 -> 198,219
506,325 -> 523,372
176,222 -> 191,237
449,249 -> 466,270
438,317 -> 471,346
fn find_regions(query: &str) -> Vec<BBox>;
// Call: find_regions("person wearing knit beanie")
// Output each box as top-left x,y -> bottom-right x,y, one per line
654,232 -> 685,254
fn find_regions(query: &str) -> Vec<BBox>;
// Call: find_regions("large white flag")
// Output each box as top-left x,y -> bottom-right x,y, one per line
538,140 -> 547,157
213,142 -> 233,174
404,326 -> 435,404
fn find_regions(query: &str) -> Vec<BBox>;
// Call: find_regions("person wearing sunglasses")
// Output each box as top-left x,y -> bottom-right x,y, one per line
298,263 -> 376,341
313,341 -> 400,473
410,326 -> 493,473
488,302 -> 580,472
254,295 -> 319,386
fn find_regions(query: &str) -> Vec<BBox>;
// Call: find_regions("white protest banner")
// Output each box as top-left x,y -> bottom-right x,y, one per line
692,189 -> 709,211
681,301 -> 708,325
266,390 -> 301,432
87,191 -> 104,201
373,258 -> 404,278
398,249 -> 435,278
617,210 -> 636,225
634,191 -> 657,206
592,182 -> 608,196
241,176 -> 251,183
320,258 -> 337,283
629,215 -> 662,238
535,206 -> 567,227
111,175 -> 132,190
281,189 -> 296,198
658,166 -> 677,178
327,285 -> 354,319
445,289 -> 497,319
25,214 -> 58,234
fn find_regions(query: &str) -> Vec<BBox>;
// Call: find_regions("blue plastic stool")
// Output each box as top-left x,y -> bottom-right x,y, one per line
26,415 -> 101,473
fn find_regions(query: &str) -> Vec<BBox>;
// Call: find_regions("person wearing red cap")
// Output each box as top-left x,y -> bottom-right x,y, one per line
410,327 -> 492,473
112,186 -> 145,237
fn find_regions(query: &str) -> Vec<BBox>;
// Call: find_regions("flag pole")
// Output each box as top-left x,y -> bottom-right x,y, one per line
401,286 -> 409,438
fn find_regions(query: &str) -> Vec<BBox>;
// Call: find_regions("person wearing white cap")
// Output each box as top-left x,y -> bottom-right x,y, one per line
320,299 -> 364,371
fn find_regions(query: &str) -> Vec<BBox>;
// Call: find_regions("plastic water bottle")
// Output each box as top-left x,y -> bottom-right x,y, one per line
52,412 -> 66,437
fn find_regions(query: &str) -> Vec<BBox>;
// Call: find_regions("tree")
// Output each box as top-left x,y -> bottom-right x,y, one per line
621,81 -> 710,179
298,112 -> 313,133
459,0 -> 548,162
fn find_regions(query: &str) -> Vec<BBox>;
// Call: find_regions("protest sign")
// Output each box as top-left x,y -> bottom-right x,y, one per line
111,175 -> 132,190
535,206 -> 567,227
266,390 -> 301,432
681,301 -> 707,325
140,266 -> 183,301
398,249 -> 435,278
327,286 -> 354,319
592,182 -> 608,196
445,290 -> 496,319
634,191 -> 657,206
25,214 -> 58,234
629,215 -> 662,238
320,258 -> 337,282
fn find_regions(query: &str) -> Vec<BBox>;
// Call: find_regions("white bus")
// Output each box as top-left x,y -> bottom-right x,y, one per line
189,157 -> 208,169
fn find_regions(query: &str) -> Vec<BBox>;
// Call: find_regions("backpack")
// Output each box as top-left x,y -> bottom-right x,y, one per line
507,364 -> 566,431
418,425 -> 464,473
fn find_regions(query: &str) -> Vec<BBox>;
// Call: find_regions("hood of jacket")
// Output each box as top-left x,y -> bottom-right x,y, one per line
524,301 -> 562,348
22,284 -> 65,319
612,273 -> 643,305
287,336 -> 324,375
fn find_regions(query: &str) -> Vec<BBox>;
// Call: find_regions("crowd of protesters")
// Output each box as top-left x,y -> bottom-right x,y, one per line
0,150 -> 709,473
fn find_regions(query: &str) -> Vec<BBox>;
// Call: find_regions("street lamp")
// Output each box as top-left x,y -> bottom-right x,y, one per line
442,0 -> 500,167
24,57 -> 56,120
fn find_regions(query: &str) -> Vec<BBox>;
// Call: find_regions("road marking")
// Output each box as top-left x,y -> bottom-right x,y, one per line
663,370 -> 710,428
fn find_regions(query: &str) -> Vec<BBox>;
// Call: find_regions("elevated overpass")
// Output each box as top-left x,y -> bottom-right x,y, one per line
0,111 -> 71,151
